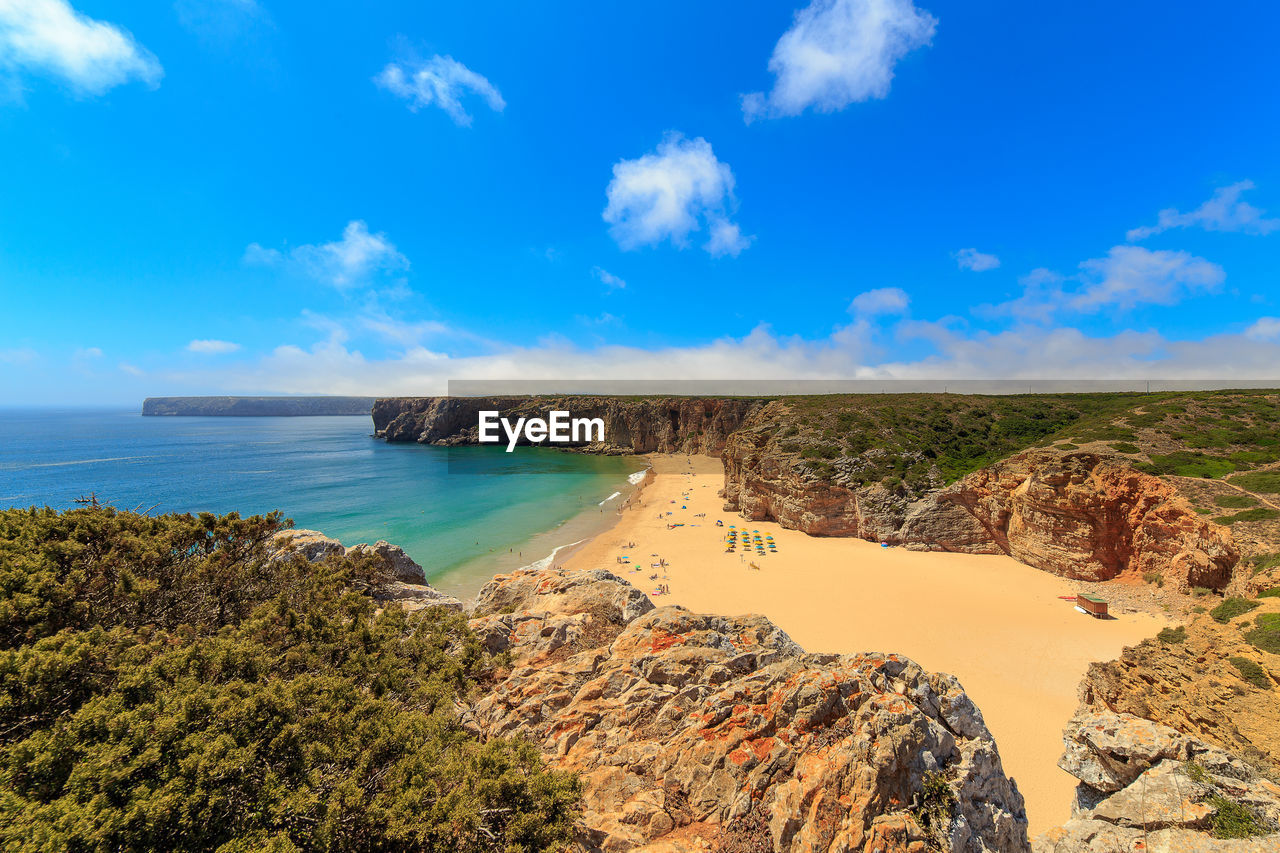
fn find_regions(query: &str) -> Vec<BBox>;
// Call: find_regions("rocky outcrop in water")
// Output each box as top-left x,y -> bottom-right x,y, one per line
1034,710 -> 1280,852
272,529 -> 463,611
372,396 -> 763,456
464,566 -> 1030,852
723,447 -> 1238,592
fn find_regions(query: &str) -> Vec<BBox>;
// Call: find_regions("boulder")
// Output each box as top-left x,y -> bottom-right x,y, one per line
1036,710 -> 1280,852
468,566 -> 1030,852
271,529 -> 461,611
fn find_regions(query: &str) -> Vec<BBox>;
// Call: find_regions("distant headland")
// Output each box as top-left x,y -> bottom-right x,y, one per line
141,396 -> 375,416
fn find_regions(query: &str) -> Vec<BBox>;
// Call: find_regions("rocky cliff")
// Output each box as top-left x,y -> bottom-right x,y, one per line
1035,710 -> 1280,851
372,396 -> 763,455
143,396 -> 375,416
270,528 -> 464,611
466,565 -> 1030,852
724,445 -> 1238,592
273,529 -> 1032,852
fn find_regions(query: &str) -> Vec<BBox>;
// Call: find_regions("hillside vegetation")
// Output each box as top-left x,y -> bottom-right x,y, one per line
0,505 -> 579,853
751,389 -> 1280,498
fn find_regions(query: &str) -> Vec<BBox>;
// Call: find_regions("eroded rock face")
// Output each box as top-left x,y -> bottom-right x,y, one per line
373,396 -> 762,456
929,452 -> 1238,590
1075,618 -> 1280,772
1034,711 -> 1280,852
466,566 -> 1030,853
271,529 -> 462,611
723,449 -> 1238,591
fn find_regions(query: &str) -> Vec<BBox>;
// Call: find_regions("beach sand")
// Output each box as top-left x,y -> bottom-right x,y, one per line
561,454 -> 1165,834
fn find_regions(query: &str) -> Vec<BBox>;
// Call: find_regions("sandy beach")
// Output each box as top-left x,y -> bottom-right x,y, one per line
562,454 -> 1165,834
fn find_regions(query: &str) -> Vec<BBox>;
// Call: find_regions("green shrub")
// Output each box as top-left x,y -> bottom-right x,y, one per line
1229,472 -> 1280,493
1212,508 -> 1280,525
0,507 -> 581,853
1110,442 -> 1140,454
1143,571 -> 1163,586
1257,588 -> 1280,598
1138,452 -> 1237,479
1214,494 -> 1259,508
1184,760 -> 1209,783
1208,795 -> 1265,838
1156,625 -> 1186,643
910,770 -> 955,848
1250,553 -> 1280,575
1245,613 -> 1280,654
1211,598 -> 1261,622
1228,656 -> 1270,689
1056,443 -> 1078,450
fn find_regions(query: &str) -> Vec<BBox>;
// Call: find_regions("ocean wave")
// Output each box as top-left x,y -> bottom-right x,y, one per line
598,491 -> 621,505
627,469 -> 648,485
522,539 -> 586,571
0,455 -> 152,471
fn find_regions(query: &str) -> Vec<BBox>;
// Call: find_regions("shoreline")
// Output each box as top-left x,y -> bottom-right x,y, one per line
559,453 -> 1165,834
426,457 -> 652,603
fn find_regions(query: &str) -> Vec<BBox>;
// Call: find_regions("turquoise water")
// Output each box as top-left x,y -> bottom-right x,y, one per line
0,409 -> 643,596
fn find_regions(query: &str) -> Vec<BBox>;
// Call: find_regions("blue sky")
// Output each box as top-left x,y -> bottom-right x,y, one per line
2,0 -> 1279,404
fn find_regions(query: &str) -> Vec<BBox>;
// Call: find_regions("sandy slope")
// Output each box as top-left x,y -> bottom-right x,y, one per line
561,454 -> 1165,834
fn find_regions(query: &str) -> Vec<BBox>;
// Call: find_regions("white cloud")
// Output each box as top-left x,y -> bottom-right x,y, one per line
742,0 -> 936,121
0,346 -> 37,364
76,346 -> 103,358
603,133 -> 750,257
375,55 -> 504,127
242,242 -> 282,266
136,317 -> 1280,400
1245,317 -> 1280,341
244,221 -> 409,290
118,362 -> 143,376
1073,245 -> 1224,311
850,286 -> 909,315
705,219 -> 752,258
954,247 -> 1000,272
0,0 -> 163,94
983,246 -> 1224,318
1127,181 -> 1280,241
187,338 -> 240,354
593,267 -> 627,291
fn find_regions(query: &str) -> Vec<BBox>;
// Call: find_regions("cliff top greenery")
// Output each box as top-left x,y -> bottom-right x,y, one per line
0,504 -> 579,853
753,389 -> 1280,497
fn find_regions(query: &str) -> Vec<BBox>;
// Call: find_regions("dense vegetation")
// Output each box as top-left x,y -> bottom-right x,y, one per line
0,505 -> 579,852
753,390 -> 1280,499
1246,613 -> 1280,654
768,392 -> 1139,493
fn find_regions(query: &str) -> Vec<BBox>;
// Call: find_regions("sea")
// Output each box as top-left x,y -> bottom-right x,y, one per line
0,409 -> 646,600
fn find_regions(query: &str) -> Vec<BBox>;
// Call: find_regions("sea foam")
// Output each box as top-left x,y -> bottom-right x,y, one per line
523,539 -> 586,571
628,469 -> 648,485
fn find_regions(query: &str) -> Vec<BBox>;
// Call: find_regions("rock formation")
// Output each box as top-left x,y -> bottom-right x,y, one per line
464,566 -> 1030,852
271,529 -> 463,611
372,396 -> 763,456
1034,710 -> 1280,852
1073,618 -> 1280,781
142,396 -> 375,416
373,396 -> 1242,590
724,449 -> 1238,592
